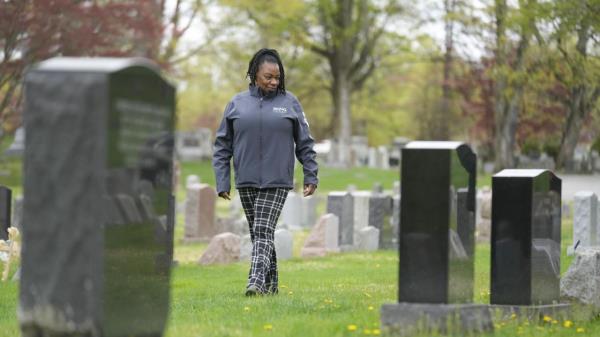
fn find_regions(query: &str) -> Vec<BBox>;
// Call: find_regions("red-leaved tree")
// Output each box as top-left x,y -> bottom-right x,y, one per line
0,0 -> 164,132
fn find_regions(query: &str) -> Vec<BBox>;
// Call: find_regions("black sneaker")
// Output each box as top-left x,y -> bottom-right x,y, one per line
245,285 -> 260,297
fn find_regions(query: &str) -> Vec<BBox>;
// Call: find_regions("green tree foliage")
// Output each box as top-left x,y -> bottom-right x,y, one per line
546,0 -> 600,168
0,0 -> 165,133
219,0 -> 404,167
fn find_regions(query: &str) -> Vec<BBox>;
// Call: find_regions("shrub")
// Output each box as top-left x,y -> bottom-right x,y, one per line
521,139 -> 541,158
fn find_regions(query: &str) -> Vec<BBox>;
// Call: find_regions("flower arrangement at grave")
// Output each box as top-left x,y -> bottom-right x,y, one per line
0,227 -> 20,281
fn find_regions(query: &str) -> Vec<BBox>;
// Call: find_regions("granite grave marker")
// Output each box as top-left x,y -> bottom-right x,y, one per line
491,169 -> 561,305
20,57 -> 175,337
0,186 -> 11,241
398,141 -> 477,303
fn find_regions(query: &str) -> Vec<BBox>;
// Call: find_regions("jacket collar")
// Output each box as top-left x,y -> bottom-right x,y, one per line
249,84 -> 278,99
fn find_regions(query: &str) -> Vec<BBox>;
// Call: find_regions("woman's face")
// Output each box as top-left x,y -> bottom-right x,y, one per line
255,62 -> 280,93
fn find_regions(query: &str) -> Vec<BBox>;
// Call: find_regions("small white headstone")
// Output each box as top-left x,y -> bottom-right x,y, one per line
280,192 -> 302,229
324,214 -> 339,252
184,183 -> 201,238
356,226 -> 379,251
301,195 -> 319,228
275,229 -> 294,260
186,175 -> 200,187
353,191 -> 371,243
572,191 -> 598,250
378,146 -> 390,170
368,147 -> 377,168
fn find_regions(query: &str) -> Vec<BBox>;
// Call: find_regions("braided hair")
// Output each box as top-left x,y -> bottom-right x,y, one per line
246,48 -> 286,94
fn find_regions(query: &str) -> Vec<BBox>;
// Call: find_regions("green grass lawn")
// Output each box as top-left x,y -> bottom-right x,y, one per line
179,159 -> 494,194
1,217 -> 599,337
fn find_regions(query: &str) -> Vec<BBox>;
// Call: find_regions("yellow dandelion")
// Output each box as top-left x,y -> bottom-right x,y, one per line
288,291 -> 293,295
243,306 -> 250,312
263,324 -> 273,331
564,320 -> 573,328
347,324 -> 358,331
363,329 -> 372,335
373,329 -> 381,335
576,327 -> 585,333
543,315 -> 552,322
368,306 -> 374,311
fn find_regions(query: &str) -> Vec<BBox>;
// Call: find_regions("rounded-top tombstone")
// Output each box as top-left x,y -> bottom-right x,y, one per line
20,57 -> 175,337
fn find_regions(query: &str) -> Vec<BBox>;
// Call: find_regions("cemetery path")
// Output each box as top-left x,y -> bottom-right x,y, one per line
560,174 -> 600,200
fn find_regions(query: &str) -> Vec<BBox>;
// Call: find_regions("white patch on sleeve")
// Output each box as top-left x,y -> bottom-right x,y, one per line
301,111 -> 309,128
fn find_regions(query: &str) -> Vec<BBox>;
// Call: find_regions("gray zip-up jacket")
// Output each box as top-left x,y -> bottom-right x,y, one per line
213,85 -> 318,194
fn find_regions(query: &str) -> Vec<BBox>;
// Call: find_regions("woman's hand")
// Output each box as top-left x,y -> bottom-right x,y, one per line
218,191 -> 231,200
303,184 -> 317,197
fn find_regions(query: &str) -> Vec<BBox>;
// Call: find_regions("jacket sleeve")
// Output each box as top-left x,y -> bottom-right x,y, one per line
292,97 -> 319,186
212,101 -> 235,194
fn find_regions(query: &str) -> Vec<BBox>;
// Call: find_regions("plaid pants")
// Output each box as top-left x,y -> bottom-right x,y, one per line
238,187 -> 289,294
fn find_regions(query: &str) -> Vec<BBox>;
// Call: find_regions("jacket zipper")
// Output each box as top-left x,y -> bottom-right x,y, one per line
259,97 -> 263,186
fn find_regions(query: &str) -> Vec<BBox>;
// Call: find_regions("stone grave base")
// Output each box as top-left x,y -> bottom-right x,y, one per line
488,303 -> 572,321
380,302 -> 493,336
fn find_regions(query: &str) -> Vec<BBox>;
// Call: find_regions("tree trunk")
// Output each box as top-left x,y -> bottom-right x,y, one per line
557,86 -> 587,169
493,0 -> 511,170
493,0 -> 532,171
556,20 -> 595,169
439,0 -> 456,140
333,72 -> 352,167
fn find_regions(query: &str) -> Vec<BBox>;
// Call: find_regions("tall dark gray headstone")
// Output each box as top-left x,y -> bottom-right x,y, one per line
399,141 -> 476,303
368,194 -> 393,249
491,169 -> 561,305
20,57 -> 175,337
327,192 -> 354,246
0,186 -> 11,240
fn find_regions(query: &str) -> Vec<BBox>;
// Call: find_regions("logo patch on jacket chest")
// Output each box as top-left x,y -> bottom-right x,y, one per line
273,107 -> 287,113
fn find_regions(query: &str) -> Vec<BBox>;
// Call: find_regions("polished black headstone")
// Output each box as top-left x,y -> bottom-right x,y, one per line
0,186 -> 11,240
399,141 -> 476,303
490,169 -> 561,305
20,57 -> 175,337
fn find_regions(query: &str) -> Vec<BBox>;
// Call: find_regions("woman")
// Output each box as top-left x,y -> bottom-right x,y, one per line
213,48 -> 319,296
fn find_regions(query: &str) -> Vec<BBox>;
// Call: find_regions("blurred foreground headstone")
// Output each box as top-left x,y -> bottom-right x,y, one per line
20,57 -> 175,337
